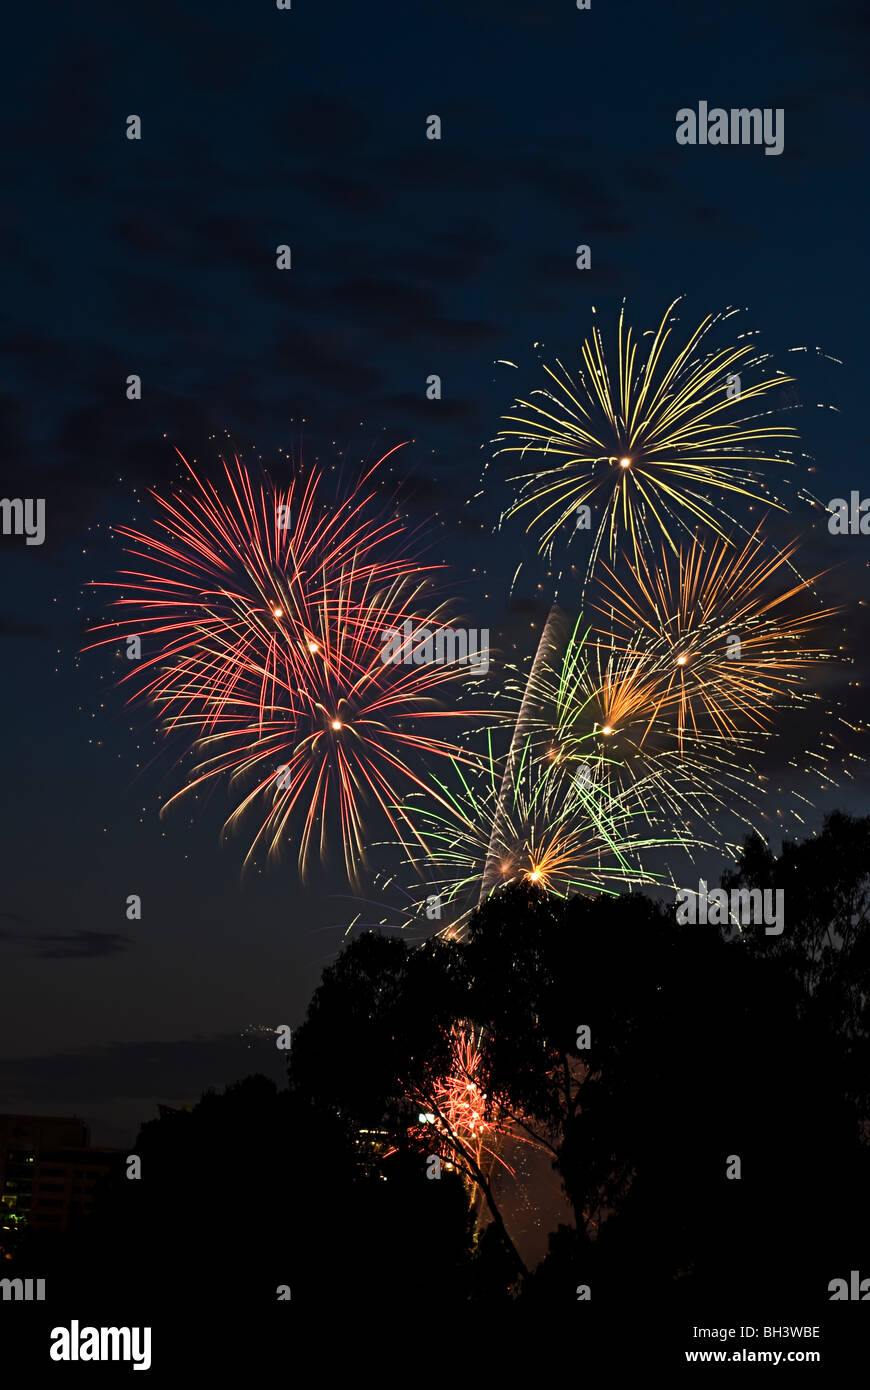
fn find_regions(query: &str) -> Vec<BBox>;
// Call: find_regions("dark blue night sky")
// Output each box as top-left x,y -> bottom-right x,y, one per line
2,0 -> 867,1143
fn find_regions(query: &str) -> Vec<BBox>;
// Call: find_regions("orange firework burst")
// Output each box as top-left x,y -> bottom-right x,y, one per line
591,523 -> 837,747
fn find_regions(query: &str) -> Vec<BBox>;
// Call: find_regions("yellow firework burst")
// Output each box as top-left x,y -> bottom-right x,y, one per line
494,300 -> 798,570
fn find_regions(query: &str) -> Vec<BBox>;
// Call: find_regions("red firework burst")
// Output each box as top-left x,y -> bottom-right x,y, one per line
85,444 -> 432,731
86,446 -> 486,882
410,1023 -> 542,1179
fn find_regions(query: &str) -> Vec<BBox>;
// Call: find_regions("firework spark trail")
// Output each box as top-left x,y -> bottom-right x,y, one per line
519,611 -> 664,756
479,603 -> 568,902
492,299 -> 799,580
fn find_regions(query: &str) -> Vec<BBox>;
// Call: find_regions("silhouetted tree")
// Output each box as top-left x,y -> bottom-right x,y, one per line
723,811 -> 870,1122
